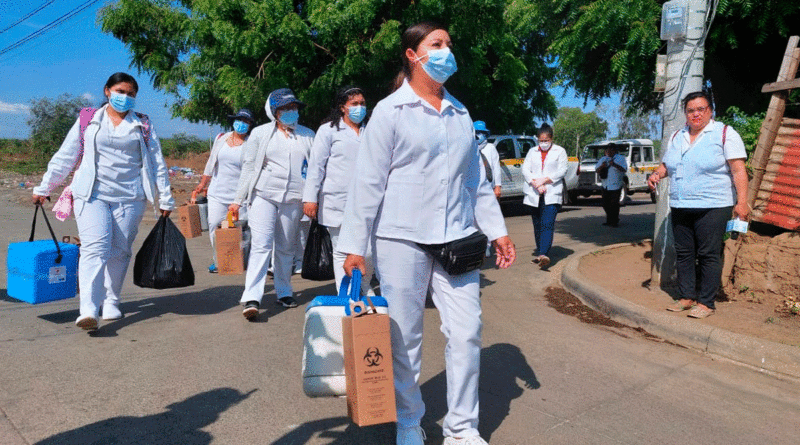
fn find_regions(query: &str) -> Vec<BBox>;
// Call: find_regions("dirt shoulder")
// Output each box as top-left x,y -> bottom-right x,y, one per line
579,241 -> 800,347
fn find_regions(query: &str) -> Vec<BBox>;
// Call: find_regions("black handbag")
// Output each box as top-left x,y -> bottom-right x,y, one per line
417,231 -> 488,276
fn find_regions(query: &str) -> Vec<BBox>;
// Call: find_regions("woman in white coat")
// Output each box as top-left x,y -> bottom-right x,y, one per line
302,85 -> 375,295
339,22 -> 516,445
521,123 -> 568,268
191,108 -> 254,273
33,72 -> 174,330
229,88 -> 314,320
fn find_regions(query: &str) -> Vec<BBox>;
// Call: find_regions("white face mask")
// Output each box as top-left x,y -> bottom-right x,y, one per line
540,141 -> 552,151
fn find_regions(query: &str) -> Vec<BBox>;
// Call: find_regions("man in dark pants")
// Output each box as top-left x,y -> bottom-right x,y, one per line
595,146 -> 627,227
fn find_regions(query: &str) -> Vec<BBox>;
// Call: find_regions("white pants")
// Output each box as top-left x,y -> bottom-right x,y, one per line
375,237 -> 482,438
208,197 -> 248,265
328,226 -> 375,296
74,197 -> 146,318
240,195 -> 301,304
295,218 -> 311,268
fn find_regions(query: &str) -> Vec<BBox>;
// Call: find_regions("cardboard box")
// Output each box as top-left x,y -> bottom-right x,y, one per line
342,312 -> 397,426
177,204 -> 202,239
215,226 -> 244,275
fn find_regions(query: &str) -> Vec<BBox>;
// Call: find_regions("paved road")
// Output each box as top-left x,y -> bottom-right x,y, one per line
1,196 -> 798,444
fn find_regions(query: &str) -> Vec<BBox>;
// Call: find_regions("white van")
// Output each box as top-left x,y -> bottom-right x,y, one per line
489,134 -> 579,204
572,139 -> 658,204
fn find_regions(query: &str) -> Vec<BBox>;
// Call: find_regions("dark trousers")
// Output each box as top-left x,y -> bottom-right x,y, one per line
601,188 -> 622,225
531,194 -> 560,257
670,206 -> 732,309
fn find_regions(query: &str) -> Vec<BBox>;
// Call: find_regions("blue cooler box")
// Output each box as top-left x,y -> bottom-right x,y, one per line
7,240 -> 79,304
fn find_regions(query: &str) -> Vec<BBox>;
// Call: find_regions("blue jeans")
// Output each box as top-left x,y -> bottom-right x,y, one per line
530,195 -> 560,257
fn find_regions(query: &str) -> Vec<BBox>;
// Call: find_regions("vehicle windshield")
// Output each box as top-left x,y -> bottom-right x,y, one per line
581,144 -> 630,163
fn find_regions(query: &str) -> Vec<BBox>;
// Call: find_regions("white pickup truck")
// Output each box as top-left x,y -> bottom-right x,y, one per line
488,134 -> 579,205
570,139 -> 658,204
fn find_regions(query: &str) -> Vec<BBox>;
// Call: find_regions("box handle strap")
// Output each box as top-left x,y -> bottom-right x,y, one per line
30,203 -> 63,264
345,269 -> 378,316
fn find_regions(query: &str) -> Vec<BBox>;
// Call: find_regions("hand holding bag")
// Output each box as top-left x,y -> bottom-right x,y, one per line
301,270 -> 388,397
301,219 -> 335,281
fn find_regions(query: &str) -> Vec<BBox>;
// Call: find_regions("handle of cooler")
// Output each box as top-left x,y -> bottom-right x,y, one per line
30,204 -> 63,264
341,269 -> 378,316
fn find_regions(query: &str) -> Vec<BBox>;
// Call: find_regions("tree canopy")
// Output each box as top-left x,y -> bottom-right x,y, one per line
546,0 -> 800,115
100,0 -> 558,134
552,106 -> 608,156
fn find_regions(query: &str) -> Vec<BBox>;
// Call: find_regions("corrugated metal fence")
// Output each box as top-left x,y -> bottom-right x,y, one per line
752,118 -> 800,231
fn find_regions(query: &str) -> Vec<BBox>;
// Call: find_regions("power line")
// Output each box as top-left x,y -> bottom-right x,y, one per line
0,1 -> 57,35
0,0 -> 101,58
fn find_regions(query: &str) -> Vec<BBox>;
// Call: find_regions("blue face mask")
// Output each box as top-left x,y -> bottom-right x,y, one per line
109,92 -> 136,113
278,109 -> 299,127
233,120 -> 250,134
416,47 -> 458,84
347,105 -> 367,124
476,133 -> 488,145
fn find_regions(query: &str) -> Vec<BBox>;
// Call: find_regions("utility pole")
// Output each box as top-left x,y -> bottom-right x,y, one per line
651,0 -> 708,287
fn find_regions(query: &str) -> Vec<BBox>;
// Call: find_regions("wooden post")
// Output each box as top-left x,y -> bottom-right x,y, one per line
748,36 -> 800,211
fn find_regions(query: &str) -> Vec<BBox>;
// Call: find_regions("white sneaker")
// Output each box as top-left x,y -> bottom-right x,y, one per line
102,303 -> 123,320
397,425 -> 426,445
75,314 -> 98,330
443,436 -> 489,445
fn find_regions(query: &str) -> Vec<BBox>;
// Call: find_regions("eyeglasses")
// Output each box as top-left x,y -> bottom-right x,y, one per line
685,106 -> 709,115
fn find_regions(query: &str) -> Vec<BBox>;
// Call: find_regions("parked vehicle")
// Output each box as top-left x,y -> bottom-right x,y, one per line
571,138 -> 658,204
489,134 -> 579,204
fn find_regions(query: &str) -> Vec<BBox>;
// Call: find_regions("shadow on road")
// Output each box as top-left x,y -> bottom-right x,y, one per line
34,388 -> 256,445
268,343 -> 537,444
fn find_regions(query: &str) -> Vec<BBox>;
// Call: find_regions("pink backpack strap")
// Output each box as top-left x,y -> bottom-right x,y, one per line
722,124 -> 727,149
135,112 -> 152,147
78,107 -> 97,158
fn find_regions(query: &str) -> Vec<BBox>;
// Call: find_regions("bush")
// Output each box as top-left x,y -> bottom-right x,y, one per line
160,133 -> 208,158
27,94 -> 91,159
717,106 -> 765,166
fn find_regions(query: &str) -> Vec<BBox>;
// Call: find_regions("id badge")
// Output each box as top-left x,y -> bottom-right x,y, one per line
675,164 -> 684,179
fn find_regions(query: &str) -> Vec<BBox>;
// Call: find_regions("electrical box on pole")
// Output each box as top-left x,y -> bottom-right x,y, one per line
660,0 -> 690,41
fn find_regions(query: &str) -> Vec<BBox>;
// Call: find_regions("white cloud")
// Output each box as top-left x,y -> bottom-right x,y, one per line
82,92 -> 94,102
0,101 -> 30,114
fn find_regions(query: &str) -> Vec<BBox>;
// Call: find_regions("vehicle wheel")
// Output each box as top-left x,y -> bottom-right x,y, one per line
619,186 -> 628,206
650,191 -> 657,203
568,190 -> 579,205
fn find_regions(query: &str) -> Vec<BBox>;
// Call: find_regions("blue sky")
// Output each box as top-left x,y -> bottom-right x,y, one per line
0,1 -> 616,140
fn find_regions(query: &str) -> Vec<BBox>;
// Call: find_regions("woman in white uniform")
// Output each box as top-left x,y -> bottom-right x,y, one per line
229,88 -> 314,320
33,72 -> 174,331
191,108 -> 254,273
339,22 -> 516,445
302,85 -> 375,295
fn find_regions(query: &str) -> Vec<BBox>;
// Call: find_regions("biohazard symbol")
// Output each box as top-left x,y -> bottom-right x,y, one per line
363,347 -> 383,367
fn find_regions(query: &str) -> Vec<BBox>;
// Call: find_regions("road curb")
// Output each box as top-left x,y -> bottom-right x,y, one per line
561,244 -> 800,380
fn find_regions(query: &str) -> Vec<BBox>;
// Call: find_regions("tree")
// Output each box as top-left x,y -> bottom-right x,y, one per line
27,94 -> 91,158
614,102 -> 659,139
552,106 -> 608,156
99,0 -> 557,134
545,0 -> 800,115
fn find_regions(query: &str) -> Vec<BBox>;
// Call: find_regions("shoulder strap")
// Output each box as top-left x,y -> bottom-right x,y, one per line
78,107 -> 97,159
722,124 -> 727,149
135,112 -> 152,147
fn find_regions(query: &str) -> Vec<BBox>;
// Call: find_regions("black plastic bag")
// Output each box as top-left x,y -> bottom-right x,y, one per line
301,219 -> 334,281
133,215 -> 195,289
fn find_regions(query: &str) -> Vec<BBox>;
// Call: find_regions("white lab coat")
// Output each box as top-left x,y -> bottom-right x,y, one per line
338,80 -> 507,256
233,122 -> 314,206
34,104 -> 174,210
521,144 -> 568,206
302,121 -> 363,228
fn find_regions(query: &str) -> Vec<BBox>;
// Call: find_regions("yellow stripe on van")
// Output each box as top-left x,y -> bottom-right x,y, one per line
502,159 -> 524,166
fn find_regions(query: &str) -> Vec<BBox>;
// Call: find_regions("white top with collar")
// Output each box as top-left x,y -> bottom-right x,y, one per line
337,80 -> 507,256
